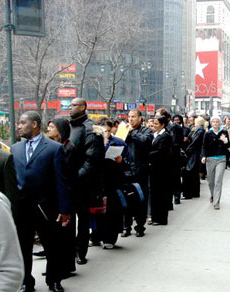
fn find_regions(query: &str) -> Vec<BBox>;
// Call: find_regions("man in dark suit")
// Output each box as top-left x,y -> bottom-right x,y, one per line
11,111 -> 71,292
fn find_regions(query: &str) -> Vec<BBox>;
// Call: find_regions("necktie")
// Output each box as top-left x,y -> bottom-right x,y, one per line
27,140 -> 34,160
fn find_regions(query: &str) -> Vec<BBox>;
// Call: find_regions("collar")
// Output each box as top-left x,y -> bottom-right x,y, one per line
153,128 -> 165,139
70,114 -> 88,126
27,133 -> 42,144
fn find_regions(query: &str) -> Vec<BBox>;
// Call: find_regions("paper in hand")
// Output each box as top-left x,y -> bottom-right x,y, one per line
115,121 -> 131,141
105,146 -> 124,161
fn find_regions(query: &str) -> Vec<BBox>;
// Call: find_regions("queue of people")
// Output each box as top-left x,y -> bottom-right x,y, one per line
2,101 -> 230,292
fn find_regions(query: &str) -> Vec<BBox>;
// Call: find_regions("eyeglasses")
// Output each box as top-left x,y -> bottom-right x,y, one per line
70,103 -> 83,107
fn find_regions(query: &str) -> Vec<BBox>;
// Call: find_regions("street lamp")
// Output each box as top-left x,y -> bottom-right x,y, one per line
140,62 -> 151,120
165,71 -> 185,114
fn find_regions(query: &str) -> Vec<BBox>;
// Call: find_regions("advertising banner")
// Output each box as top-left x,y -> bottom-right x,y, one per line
58,64 -> 76,73
195,51 -> 222,98
58,88 -> 76,98
59,73 -> 76,79
14,100 -> 60,111
86,101 -> 107,110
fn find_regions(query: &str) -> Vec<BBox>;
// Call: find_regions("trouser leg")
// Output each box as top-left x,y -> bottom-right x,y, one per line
76,206 -> 90,259
16,218 -> 35,288
213,159 -> 226,206
206,158 -> 216,198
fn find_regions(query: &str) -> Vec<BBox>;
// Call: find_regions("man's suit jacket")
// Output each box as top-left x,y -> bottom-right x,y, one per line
11,136 -> 70,220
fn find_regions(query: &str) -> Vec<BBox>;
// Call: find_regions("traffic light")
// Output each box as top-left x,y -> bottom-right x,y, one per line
12,0 -> 45,37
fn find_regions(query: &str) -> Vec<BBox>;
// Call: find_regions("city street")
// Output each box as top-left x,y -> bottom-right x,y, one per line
32,171 -> 230,292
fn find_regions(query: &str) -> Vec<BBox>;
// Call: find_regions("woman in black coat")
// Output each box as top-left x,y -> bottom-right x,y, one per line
47,119 -> 77,275
149,116 -> 172,225
182,117 -> 205,199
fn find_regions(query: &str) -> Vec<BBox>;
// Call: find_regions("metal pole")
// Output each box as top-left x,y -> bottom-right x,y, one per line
5,0 -> 16,144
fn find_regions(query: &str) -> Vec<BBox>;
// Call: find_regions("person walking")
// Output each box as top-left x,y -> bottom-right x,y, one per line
201,115 -> 230,209
11,111 -> 71,292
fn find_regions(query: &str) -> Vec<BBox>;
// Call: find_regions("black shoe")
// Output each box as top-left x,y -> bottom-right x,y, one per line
135,231 -> 145,237
77,257 -> 87,265
121,230 -> 131,237
49,282 -> 64,292
174,198 -> 180,204
20,285 -> 35,292
33,250 -> 46,257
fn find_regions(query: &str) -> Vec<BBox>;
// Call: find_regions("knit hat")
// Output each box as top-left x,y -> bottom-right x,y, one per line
48,118 -> 70,143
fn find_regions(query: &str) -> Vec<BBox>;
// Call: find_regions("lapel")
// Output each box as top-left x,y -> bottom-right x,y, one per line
26,135 -> 48,166
152,133 -> 162,145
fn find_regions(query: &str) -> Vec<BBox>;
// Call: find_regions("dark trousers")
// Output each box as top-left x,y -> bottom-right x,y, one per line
123,179 -> 148,233
150,174 -> 169,225
75,205 -> 90,259
16,204 -> 67,287
183,169 -> 200,198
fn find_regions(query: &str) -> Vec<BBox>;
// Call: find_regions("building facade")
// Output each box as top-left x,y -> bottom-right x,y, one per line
196,0 -> 230,115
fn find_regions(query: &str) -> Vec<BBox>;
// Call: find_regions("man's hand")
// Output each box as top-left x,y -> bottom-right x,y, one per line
115,155 -> 122,164
56,214 -> 71,227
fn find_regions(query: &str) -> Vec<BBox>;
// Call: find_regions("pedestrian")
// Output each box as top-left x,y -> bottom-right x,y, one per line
149,115 -> 172,225
182,116 -> 205,199
201,115 -> 230,209
11,111 -> 71,292
0,192 -> 24,292
47,118 -> 77,276
122,108 -> 152,237
156,108 -> 184,206
97,118 -> 128,249
69,98 -> 105,263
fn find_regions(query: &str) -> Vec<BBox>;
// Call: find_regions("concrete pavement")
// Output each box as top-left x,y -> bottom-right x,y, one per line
32,170 -> 230,292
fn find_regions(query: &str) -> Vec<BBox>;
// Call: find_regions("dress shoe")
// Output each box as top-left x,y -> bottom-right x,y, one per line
135,231 -> 145,237
121,230 -> 131,237
20,285 -> 35,292
174,198 -> 180,204
88,240 -> 101,247
33,250 -> 46,257
49,282 -> 64,292
77,256 -> 87,265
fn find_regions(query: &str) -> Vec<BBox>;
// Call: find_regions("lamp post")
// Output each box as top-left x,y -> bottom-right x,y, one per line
165,71 -> 185,114
140,62 -> 151,120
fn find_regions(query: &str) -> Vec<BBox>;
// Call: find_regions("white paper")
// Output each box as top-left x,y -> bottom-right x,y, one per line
105,146 -> 124,161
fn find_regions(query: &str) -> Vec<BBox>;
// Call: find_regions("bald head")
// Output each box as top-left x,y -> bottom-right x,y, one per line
69,98 -> 87,119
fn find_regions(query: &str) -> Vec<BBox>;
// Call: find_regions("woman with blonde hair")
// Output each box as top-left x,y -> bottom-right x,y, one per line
201,115 -> 230,209
182,117 -> 205,199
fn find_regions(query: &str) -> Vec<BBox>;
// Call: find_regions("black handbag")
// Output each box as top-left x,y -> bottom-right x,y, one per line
180,149 -> 188,167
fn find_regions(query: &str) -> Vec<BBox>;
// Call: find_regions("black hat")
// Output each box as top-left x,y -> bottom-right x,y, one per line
48,118 -> 70,143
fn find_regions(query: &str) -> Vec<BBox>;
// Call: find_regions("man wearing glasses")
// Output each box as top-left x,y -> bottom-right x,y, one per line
69,98 -> 105,264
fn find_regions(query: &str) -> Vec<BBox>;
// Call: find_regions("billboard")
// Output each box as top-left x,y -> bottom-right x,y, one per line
14,100 -> 60,110
58,88 -> 76,98
195,51 -> 223,98
58,64 -> 76,73
86,101 -> 107,110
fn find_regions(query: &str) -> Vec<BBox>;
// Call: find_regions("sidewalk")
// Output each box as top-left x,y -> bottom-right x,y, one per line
32,170 -> 230,292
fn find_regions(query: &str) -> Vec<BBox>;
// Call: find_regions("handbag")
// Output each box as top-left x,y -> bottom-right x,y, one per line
179,148 -> 188,167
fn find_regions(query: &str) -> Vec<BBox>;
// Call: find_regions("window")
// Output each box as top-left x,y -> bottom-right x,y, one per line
206,6 -> 215,24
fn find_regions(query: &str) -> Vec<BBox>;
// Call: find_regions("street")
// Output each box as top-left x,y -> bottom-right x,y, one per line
32,171 -> 230,292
